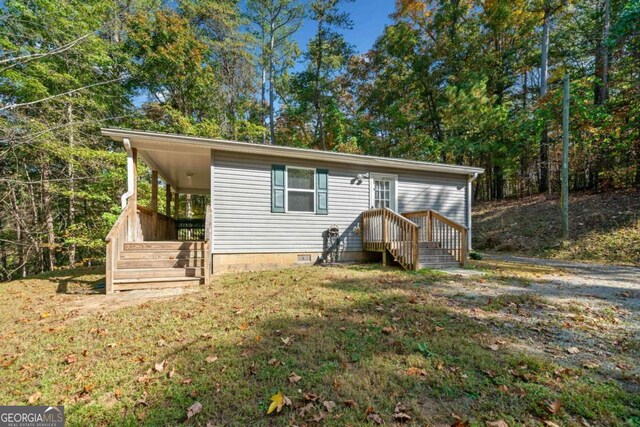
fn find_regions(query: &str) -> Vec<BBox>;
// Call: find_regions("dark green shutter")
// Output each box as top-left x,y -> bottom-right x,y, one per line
271,165 -> 285,213
316,169 -> 328,215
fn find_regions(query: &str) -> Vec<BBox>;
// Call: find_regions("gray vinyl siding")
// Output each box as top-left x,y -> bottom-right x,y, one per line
212,151 -> 469,254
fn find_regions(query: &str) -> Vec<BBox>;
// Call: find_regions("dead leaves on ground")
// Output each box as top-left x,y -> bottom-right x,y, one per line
267,391 -> 291,414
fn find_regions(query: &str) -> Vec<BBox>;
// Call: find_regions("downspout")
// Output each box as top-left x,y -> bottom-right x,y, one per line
467,173 -> 479,251
121,138 -> 135,209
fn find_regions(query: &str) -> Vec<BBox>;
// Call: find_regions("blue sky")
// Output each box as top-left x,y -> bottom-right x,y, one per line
292,0 -> 396,70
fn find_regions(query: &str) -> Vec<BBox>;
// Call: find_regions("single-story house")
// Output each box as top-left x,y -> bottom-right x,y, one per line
102,128 -> 484,293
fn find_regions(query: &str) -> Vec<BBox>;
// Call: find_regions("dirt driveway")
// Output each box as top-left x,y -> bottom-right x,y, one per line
432,255 -> 640,391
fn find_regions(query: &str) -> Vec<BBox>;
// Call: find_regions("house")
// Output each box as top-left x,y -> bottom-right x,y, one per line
102,128 -> 484,293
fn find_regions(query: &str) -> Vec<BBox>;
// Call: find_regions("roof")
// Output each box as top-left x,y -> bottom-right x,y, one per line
101,128 -> 484,177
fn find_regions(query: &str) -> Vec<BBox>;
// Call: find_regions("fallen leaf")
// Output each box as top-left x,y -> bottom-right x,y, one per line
168,368 -> 176,378
435,326 -> 445,332
304,392 -> 319,401
239,323 -> 248,331
157,339 -> 167,347
65,354 -> 77,364
382,326 -> 394,335
281,337 -> 292,346
312,411 -> 327,422
268,358 -> 278,366
323,400 -> 336,412
288,372 -> 302,383
393,402 -> 411,422
28,391 -> 41,404
187,401 -> 202,419
543,421 -> 561,427
114,389 -> 122,399
182,378 -> 192,385
487,421 -> 508,427
547,399 -> 562,414
267,391 -> 291,414
343,399 -> 357,407
299,402 -> 314,417
154,360 -> 166,372
566,347 -> 580,354
406,367 -> 427,376
83,384 -> 94,393
367,412 -> 383,424
488,344 -> 500,351
205,356 -> 218,363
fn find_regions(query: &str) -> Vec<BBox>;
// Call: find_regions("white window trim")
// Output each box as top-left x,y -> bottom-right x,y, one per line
369,173 -> 398,211
285,166 -> 316,213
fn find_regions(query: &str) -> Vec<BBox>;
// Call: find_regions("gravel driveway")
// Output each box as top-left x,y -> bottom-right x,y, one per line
431,254 -> 640,390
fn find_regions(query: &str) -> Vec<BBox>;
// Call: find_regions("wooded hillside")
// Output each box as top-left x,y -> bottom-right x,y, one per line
1,0 -> 639,279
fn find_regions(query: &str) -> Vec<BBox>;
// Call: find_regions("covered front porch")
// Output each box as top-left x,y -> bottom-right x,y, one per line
105,136 -> 213,293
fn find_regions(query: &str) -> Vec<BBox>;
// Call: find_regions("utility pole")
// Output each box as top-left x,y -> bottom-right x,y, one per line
561,72 -> 570,239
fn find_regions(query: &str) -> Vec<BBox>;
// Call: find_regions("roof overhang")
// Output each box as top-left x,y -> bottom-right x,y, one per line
101,128 -> 485,178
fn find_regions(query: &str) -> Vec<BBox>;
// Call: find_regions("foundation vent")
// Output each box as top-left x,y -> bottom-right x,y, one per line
297,254 -> 312,263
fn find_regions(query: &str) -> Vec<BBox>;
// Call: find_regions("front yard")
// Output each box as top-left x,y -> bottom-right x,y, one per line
0,262 -> 638,426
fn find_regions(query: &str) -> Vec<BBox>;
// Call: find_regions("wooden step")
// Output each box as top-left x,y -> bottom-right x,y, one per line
418,242 -> 441,248
418,261 -> 460,269
419,255 -> 457,263
114,267 -> 204,280
113,277 -> 203,291
119,250 -> 203,259
117,258 -> 204,269
418,248 -> 452,256
124,241 -> 203,251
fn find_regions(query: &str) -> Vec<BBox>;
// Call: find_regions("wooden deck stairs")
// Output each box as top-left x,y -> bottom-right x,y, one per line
362,208 -> 468,271
113,241 -> 206,291
105,202 -> 211,293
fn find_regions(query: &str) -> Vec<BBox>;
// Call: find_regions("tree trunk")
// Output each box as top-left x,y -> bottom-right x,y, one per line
9,187 -> 26,279
594,0 -> 611,105
313,18 -> 326,150
539,3 -> 550,194
185,194 -> 192,219
67,103 -> 76,267
269,28 -> 276,145
261,65 -> 267,144
41,161 -> 56,271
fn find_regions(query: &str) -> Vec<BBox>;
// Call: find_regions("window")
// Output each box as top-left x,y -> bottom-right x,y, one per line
271,165 -> 328,214
287,167 -> 315,212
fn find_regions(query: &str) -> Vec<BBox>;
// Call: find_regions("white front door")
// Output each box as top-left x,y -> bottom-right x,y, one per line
370,173 -> 397,211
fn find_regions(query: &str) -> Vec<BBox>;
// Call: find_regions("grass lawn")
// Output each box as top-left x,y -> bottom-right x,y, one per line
0,263 -> 638,426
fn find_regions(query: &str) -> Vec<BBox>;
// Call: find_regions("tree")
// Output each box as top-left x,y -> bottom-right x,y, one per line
246,0 -> 303,145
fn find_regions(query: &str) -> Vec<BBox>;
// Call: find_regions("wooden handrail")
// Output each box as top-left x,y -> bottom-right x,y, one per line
402,209 -> 468,266
362,207 -> 420,270
105,201 -> 136,294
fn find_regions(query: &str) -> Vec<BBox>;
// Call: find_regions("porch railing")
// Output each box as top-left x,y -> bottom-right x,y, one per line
105,201 -> 136,294
403,209 -> 468,266
362,208 -> 419,270
137,204 -> 177,241
176,218 -> 206,241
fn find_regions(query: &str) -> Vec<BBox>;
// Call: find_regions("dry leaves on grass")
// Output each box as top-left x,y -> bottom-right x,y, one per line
323,400 -> 336,412
547,399 -> 562,414
487,421 -> 508,427
393,402 -> 411,422
154,360 -> 166,372
28,391 -> 41,404
267,391 -> 291,415
205,356 -> 218,363
187,401 -> 202,419
288,372 -> 302,383
365,406 -> 383,425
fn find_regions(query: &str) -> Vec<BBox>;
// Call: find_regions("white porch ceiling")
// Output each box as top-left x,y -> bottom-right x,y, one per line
134,139 -> 211,194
